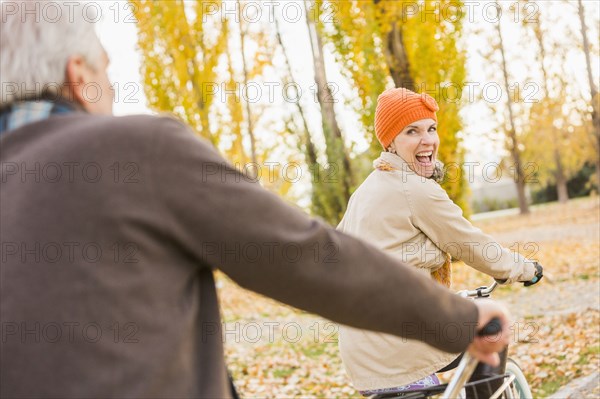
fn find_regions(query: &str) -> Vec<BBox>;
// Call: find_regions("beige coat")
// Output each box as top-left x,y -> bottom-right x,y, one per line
337,152 -> 536,391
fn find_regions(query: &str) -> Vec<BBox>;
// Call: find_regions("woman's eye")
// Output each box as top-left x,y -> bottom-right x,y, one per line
406,130 -> 416,135
429,127 -> 437,132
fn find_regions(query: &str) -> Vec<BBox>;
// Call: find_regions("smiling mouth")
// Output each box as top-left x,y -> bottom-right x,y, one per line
415,151 -> 433,166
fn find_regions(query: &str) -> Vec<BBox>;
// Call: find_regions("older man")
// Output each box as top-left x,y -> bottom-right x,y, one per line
1,3 -> 509,398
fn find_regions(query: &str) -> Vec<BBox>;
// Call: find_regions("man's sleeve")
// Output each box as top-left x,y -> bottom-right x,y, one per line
148,117 -> 479,354
408,179 -> 536,283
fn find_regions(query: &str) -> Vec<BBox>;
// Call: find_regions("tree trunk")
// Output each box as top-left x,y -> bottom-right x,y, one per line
496,11 -> 529,214
533,15 -> 569,203
578,0 -> 600,191
554,148 -> 569,203
385,22 -> 415,90
237,1 -> 257,166
272,7 -> 318,166
304,0 -> 353,201
373,0 -> 415,90
596,162 -> 600,193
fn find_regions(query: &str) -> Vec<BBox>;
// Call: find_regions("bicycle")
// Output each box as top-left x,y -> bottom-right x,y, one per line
370,282 -> 533,399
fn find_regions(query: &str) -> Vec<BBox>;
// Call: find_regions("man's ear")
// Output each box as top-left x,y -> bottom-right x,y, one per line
63,55 -> 91,105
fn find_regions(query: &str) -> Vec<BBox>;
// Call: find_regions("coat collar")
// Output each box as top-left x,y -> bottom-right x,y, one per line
0,97 -> 84,136
373,151 -> 416,175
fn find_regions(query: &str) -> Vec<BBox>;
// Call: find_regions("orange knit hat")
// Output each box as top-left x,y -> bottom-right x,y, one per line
374,88 -> 439,149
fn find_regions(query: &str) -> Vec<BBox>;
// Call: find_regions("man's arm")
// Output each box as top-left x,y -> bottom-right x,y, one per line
149,117 -> 479,354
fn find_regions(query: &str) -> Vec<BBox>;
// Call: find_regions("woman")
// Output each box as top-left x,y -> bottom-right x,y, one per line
337,88 -> 542,396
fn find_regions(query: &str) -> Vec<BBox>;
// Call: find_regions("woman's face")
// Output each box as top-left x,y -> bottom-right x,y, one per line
389,118 -> 439,178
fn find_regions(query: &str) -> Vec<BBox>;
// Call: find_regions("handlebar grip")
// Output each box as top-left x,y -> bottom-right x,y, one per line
524,262 -> 544,287
477,317 -> 502,337
524,275 -> 540,286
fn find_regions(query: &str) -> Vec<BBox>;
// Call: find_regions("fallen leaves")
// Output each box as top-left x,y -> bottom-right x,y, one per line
510,310 -> 600,397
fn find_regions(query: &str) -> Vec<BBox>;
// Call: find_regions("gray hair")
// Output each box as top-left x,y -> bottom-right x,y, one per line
0,1 -> 105,107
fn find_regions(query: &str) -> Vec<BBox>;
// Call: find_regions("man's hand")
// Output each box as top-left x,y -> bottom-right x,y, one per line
467,300 -> 511,367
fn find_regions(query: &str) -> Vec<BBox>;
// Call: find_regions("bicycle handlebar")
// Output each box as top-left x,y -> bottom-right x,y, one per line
477,317 -> 502,337
456,281 -> 499,298
443,316 -> 505,398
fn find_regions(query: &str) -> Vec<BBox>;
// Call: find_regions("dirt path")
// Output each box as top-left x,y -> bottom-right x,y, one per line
473,206 -> 599,318
498,279 -> 600,319
472,200 -> 600,397
492,221 -> 599,243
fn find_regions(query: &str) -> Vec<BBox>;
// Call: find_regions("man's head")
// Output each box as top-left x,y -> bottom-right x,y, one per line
1,2 -> 114,115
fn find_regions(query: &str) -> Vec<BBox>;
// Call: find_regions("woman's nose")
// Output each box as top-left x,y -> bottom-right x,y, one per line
421,135 -> 435,145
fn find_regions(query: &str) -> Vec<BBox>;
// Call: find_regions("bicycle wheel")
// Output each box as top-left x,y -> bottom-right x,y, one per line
505,358 -> 532,399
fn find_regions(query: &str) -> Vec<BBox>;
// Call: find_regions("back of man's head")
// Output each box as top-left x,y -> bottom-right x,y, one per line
1,1 -> 113,115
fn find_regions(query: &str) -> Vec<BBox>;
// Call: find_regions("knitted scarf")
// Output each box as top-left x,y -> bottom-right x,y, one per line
373,156 -> 452,288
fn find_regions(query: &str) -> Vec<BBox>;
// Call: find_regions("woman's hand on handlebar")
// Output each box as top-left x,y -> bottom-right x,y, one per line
495,261 -> 544,286
467,300 -> 511,367
523,262 -> 543,287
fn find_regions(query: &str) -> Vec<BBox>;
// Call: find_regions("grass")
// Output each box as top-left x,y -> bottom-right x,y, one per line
538,374 -> 571,397
577,345 -> 600,365
301,343 -> 327,358
273,367 -> 296,379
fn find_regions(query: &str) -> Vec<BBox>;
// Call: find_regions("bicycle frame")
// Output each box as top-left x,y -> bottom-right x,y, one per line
442,353 -> 516,399
443,281 -> 505,399
369,281 -> 526,399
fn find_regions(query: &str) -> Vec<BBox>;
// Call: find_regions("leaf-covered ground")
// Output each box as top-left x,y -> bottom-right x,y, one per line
217,196 -> 600,398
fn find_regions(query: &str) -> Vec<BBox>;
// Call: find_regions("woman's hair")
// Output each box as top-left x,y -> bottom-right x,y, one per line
0,2 -> 105,107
